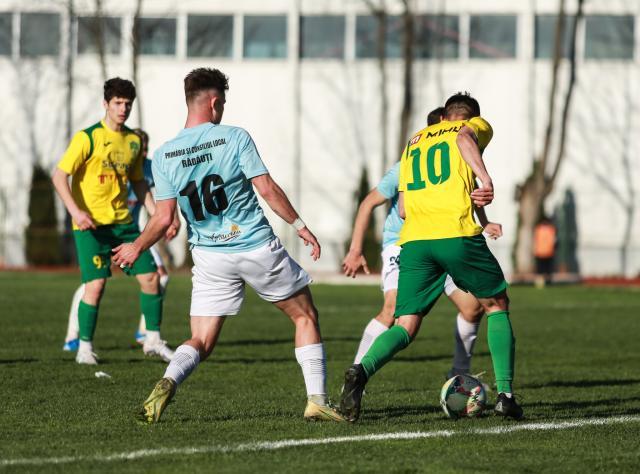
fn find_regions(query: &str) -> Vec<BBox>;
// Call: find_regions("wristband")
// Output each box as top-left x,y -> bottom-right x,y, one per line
291,217 -> 306,231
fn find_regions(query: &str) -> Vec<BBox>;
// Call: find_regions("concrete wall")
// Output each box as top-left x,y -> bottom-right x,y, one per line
0,0 -> 638,276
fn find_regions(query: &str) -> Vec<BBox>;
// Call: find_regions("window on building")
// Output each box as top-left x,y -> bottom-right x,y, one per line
243,15 -> 287,59
469,15 -> 517,59
300,15 -> 345,59
137,18 -> 176,55
20,13 -> 60,57
585,15 -> 634,60
355,14 -> 402,59
77,16 -> 121,55
415,15 -> 459,59
535,14 -> 576,59
187,15 -> 233,58
0,13 -> 11,56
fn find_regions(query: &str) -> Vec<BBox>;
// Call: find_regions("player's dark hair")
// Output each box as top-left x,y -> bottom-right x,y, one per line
444,92 -> 480,119
184,68 -> 229,102
103,77 -> 136,102
427,107 -> 445,126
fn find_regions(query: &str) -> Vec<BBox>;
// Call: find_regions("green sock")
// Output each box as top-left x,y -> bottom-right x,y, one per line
360,325 -> 411,378
140,292 -> 163,332
487,310 -> 515,393
78,301 -> 98,342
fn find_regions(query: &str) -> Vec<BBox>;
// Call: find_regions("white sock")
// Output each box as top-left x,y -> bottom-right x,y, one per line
137,314 -> 146,333
79,340 -> 93,353
65,284 -> 84,341
145,330 -> 160,345
159,274 -> 170,294
451,313 -> 479,373
295,343 -> 327,403
354,318 -> 389,364
163,344 -> 200,386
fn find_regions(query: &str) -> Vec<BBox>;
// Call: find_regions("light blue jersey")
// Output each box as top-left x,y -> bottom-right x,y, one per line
377,162 -> 403,249
127,158 -> 154,226
152,123 -> 275,252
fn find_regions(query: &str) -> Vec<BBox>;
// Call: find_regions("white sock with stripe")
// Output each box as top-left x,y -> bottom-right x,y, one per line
164,344 -> 200,386
295,343 -> 327,405
354,318 -> 389,364
451,313 -> 479,373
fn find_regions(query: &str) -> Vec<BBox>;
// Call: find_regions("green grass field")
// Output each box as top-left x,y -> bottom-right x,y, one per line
1,271 -> 640,473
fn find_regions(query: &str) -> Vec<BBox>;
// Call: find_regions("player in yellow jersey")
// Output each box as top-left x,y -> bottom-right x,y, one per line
342,107 -> 502,380
340,92 -> 522,421
52,78 -> 174,365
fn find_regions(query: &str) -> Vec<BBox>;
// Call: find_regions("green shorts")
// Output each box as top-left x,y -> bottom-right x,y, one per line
73,222 -> 157,283
395,234 -> 507,317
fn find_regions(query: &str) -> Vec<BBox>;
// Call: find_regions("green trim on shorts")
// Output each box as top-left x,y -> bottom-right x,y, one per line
73,222 -> 157,283
395,234 -> 507,317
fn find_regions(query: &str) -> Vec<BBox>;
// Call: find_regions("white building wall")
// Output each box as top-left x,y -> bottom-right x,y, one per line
0,0 -> 638,276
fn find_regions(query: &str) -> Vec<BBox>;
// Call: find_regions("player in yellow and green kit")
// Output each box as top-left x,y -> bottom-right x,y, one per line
340,92 -> 523,421
52,78 -> 174,365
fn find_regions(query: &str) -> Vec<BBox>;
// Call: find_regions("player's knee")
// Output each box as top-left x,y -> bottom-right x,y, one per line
459,305 -> 484,323
83,279 -> 106,303
375,309 -> 395,328
139,272 -> 159,292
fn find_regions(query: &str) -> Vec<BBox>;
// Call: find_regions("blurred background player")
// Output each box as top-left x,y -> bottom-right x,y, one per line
112,68 -> 345,423
52,78 -> 174,365
343,106 -> 502,380
340,93 -> 523,421
62,129 -> 180,350
533,215 -> 557,287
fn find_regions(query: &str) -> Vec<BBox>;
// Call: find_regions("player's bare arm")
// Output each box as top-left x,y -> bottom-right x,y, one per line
112,199 -> 177,267
51,168 -> 96,230
456,126 -> 494,207
165,210 -> 182,241
474,205 -> 503,240
251,173 -> 321,261
131,178 -> 178,240
343,189 -> 388,278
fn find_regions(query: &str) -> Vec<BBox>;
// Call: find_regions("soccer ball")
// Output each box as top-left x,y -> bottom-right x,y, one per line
440,374 -> 487,418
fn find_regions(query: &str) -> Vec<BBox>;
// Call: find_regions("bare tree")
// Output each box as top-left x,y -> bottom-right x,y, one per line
92,0 -> 108,81
131,0 -> 144,127
363,0 -> 389,175
512,0 -> 584,276
397,0 -> 414,154
65,0 -> 75,142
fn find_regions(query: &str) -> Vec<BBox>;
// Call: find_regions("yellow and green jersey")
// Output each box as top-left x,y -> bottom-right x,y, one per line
57,121 -> 143,229
397,117 -> 493,244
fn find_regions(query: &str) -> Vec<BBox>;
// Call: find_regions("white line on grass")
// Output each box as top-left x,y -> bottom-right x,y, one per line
2,415 -> 639,468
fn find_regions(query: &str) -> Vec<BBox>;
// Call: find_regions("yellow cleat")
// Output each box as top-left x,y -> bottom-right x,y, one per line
137,378 -> 176,424
303,400 -> 347,422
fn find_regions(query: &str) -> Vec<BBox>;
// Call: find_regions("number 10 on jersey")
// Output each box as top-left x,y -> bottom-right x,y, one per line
406,141 -> 451,191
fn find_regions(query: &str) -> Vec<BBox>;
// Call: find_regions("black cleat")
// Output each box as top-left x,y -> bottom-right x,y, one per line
339,364 -> 368,422
494,393 -> 524,420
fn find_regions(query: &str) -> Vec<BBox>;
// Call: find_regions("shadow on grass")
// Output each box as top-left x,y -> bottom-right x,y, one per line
521,378 -> 640,390
0,358 -> 39,364
363,403 -> 442,421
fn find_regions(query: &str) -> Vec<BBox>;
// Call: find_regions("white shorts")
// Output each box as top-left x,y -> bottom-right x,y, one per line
149,245 -> 164,268
381,245 -> 401,293
380,245 -> 460,296
190,238 -> 312,317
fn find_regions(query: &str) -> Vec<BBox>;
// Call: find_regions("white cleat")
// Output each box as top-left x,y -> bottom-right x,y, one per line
143,339 -> 174,362
76,349 -> 99,365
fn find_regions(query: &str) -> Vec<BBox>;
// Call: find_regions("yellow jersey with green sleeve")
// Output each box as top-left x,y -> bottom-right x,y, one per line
57,120 -> 143,229
397,117 -> 493,244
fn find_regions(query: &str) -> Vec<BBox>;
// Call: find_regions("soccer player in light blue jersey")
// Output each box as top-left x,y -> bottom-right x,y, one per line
113,68 -> 345,423
343,108 -> 503,379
